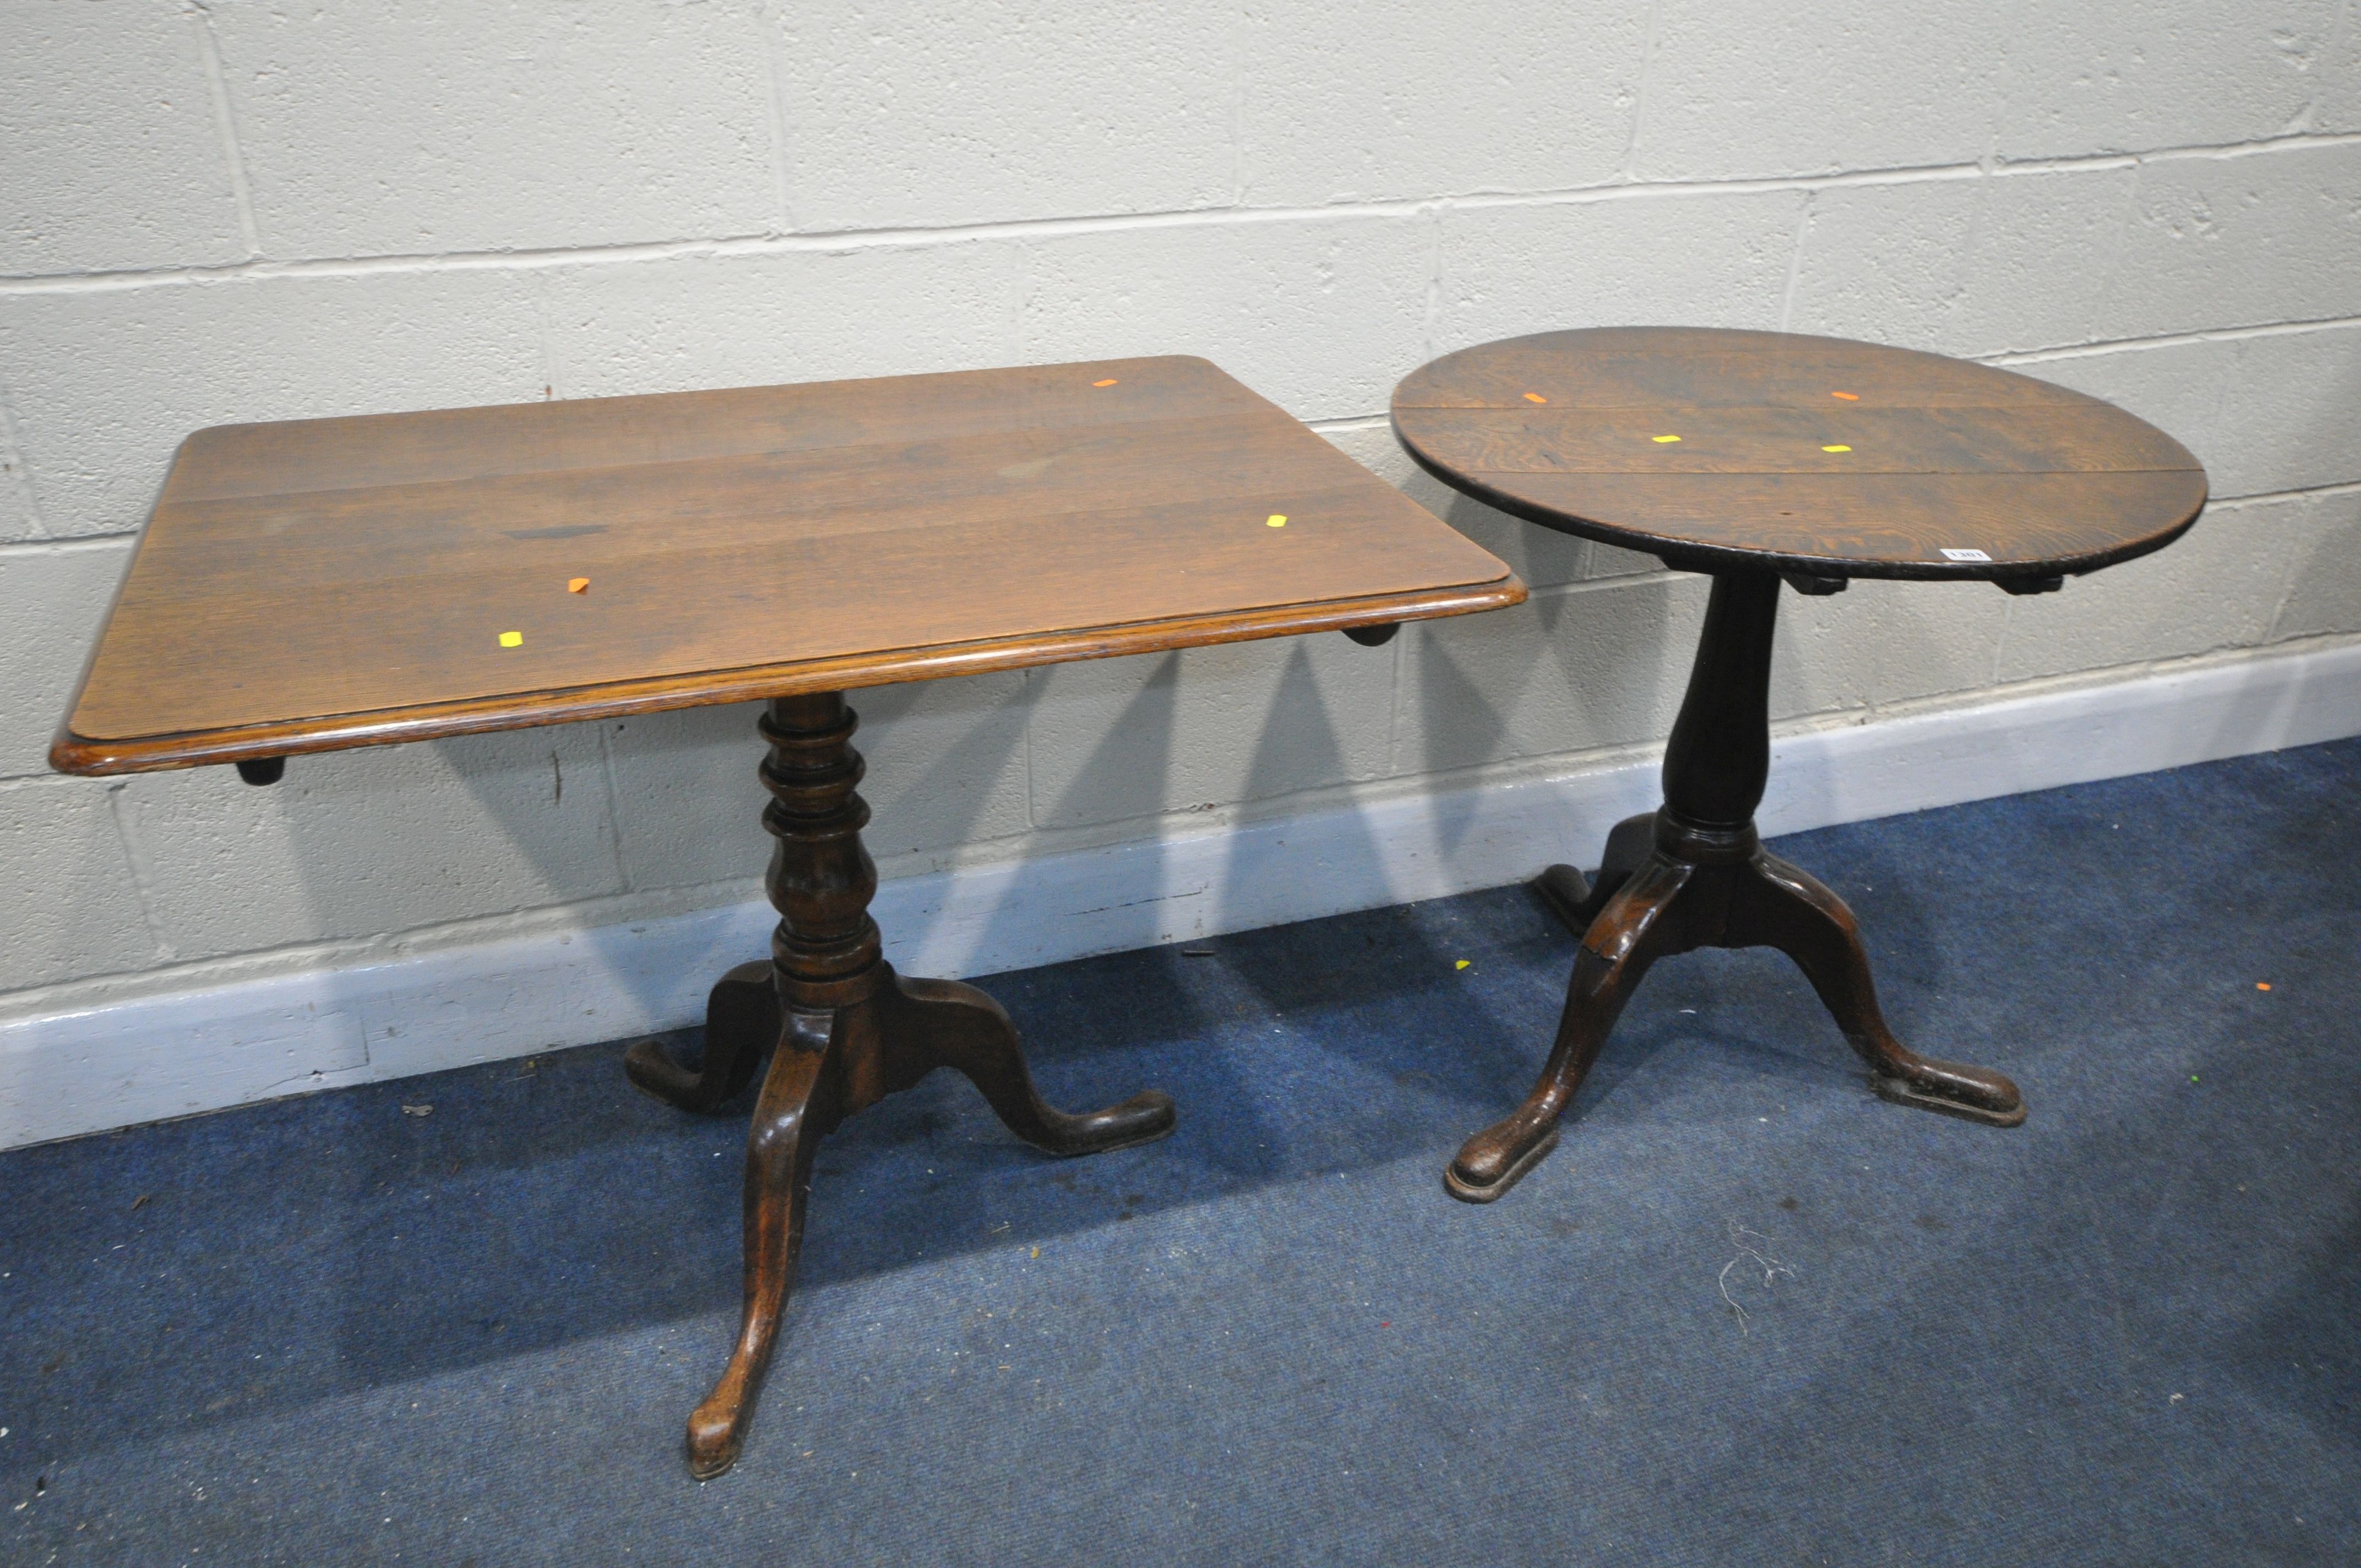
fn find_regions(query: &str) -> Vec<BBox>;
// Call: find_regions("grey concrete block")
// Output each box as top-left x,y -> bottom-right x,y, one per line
1317,422 -> 1596,590
600,703 -> 773,896
603,673 -> 1035,891
0,777 -> 158,990
1017,215 -> 1430,422
540,243 -> 1023,399
0,3 -> 247,275
1995,4 -> 2336,159
2011,341 -> 2238,492
1635,2 -> 2006,179
1391,576 -> 1711,775
2208,323 -> 2361,498
0,541 -> 132,779
1987,325 -> 2361,518
2105,141 -> 2361,341
1788,168 -> 2138,357
2322,7 -> 2361,133
2268,487 -> 2361,639
1437,190 -> 1805,355
211,1 -> 780,258
1238,3 -> 1646,204
117,723 -> 625,960
1027,633 -> 1396,830
777,2 -> 1231,230
856,673 -> 1038,861
0,417 -> 42,543
0,270 -> 545,538
1774,576 -> 2012,718
1996,504 -> 2289,681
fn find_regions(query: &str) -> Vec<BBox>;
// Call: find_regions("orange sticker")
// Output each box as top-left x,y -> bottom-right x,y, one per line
567,578 -> 589,594
1830,391 -> 1859,401
2256,982 -> 2272,991
1522,392 -> 1547,404
1092,379 -> 1118,388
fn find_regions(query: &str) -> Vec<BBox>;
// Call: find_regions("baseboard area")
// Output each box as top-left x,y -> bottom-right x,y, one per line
7,638 -> 2359,1150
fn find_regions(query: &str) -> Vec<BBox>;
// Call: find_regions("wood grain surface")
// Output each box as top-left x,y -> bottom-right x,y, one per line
1391,327 -> 2207,580
55,356 -> 1520,774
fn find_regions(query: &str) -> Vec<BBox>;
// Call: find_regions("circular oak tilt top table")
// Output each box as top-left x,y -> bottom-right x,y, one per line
1391,326 -> 2207,1202
51,355 -> 1523,1476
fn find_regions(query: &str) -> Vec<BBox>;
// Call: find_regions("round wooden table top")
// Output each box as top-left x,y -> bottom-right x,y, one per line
1391,326 -> 2207,582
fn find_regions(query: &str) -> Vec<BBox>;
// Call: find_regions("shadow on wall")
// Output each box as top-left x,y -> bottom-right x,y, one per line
26,735 -> 2361,1464
0,870 -> 1628,1456
33,532 -> 1806,1439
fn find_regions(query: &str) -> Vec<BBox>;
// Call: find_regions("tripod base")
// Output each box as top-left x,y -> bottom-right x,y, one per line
1453,813 -> 2025,1204
622,693 -> 1174,1477
630,962 -> 1173,1478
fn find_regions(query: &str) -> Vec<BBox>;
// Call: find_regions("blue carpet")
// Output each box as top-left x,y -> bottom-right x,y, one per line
2,738 -> 2356,1566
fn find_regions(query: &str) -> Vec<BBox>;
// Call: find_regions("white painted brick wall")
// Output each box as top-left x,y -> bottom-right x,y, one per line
1026,634 -> 1395,830
778,3 -> 1233,229
111,725 -> 627,961
209,2 -> 784,257
0,541 -> 133,777
1234,5 -> 1648,204
0,272 -> 546,538
1635,4 -> 2011,179
1438,189 -> 1808,350
1,4 -> 247,276
542,244 -> 1024,397
3,0 -> 2357,1028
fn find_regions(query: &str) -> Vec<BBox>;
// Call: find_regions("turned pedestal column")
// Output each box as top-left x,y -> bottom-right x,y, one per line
625,693 -> 1176,1476
1444,572 -> 2026,1201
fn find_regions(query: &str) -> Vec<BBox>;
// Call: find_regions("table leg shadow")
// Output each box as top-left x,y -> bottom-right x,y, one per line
1450,571 -> 2026,1204
624,693 -> 1174,1478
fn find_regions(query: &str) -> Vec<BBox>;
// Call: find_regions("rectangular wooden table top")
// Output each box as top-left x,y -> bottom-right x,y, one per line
53,356 -> 1521,774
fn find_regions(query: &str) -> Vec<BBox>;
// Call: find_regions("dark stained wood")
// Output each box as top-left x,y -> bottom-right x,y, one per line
1391,327 -> 2206,580
627,694 -> 1174,1477
51,358 -> 1524,1480
1390,329 -> 2187,1201
54,356 -> 1520,774
1445,572 -> 2026,1203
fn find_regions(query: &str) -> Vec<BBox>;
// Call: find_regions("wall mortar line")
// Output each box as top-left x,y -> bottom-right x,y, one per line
6,128 -> 2354,297
1621,0 -> 1664,179
102,782 -> 178,966
187,2 -> 261,260
755,0 -> 802,233
592,723 -> 635,895
0,535 -> 135,561
1776,192 -> 1815,332
0,385 -> 47,542
1990,313 -> 2361,363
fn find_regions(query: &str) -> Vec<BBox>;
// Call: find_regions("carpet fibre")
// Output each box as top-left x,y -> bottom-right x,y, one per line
3,739 -> 2357,1566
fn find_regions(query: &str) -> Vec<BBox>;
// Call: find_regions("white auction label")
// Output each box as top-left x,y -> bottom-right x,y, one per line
1939,547 -> 1992,562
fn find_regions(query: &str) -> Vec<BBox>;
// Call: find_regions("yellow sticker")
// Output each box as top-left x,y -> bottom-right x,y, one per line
1830,390 -> 1859,401
1266,514 -> 1287,527
1652,434 -> 1682,443
498,630 -> 523,648
1522,392 -> 1547,404
567,578 -> 589,594
1455,960 -> 1471,970
1092,378 -> 1118,388
1823,444 -> 1852,453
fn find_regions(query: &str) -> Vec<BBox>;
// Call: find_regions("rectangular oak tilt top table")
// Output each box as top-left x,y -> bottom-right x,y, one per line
51,356 -> 1523,1477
